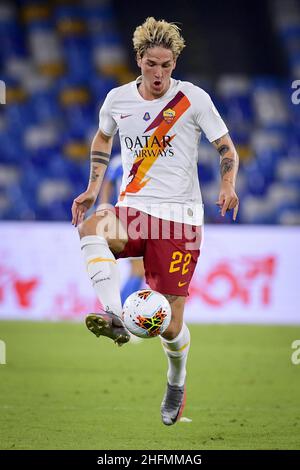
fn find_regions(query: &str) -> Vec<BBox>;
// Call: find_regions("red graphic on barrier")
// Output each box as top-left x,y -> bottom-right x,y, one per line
189,256 -> 276,307
52,283 -> 100,320
14,279 -> 39,307
0,263 -> 100,318
0,265 -> 39,308
0,255 -> 277,319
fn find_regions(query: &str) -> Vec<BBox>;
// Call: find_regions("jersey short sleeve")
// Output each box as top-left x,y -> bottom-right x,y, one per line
194,87 -> 228,142
98,89 -> 118,137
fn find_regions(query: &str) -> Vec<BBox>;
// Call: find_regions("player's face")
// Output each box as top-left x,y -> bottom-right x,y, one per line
137,47 -> 176,99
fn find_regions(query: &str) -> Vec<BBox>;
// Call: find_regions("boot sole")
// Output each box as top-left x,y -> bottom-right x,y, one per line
85,314 -> 130,347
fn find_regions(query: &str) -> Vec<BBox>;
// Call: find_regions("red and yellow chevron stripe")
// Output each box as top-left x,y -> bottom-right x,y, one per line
120,91 -> 191,200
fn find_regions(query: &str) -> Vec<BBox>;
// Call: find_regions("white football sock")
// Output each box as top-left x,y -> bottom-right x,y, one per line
80,235 -> 122,317
161,323 -> 191,387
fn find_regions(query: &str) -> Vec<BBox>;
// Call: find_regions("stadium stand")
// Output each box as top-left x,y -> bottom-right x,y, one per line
0,0 -> 299,224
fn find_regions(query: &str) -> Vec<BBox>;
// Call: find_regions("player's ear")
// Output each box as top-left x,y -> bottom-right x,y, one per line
172,58 -> 177,71
136,53 -> 142,68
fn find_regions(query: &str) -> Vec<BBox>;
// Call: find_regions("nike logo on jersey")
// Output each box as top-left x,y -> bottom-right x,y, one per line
120,114 -> 132,119
178,281 -> 187,287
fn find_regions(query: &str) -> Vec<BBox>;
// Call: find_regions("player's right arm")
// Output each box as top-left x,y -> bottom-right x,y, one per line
71,129 -> 113,226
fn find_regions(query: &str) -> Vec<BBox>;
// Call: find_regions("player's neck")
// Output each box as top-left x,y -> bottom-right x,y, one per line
138,79 -> 171,101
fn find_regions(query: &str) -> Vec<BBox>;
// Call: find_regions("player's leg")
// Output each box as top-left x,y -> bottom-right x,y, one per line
78,209 -> 130,345
144,278 -> 191,426
161,295 -> 190,385
159,295 -> 189,425
144,218 -> 201,425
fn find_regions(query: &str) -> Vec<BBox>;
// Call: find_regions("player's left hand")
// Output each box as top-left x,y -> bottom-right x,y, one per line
216,180 -> 239,221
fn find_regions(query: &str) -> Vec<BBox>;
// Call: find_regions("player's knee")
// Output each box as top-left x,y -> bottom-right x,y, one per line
162,317 -> 183,340
78,214 -> 98,239
78,213 -> 127,254
161,295 -> 185,340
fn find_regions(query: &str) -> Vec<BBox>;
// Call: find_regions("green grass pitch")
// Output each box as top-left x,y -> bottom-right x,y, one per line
0,321 -> 299,450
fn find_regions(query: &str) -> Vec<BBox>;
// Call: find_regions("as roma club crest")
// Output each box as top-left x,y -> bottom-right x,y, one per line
163,108 -> 176,123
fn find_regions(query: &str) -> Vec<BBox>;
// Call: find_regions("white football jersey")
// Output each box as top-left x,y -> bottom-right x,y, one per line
99,76 -> 228,225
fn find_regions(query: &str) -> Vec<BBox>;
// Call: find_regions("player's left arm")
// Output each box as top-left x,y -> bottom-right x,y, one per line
212,133 -> 239,220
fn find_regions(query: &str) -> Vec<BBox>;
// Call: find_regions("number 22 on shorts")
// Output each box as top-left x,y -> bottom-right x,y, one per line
168,251 -> 191,275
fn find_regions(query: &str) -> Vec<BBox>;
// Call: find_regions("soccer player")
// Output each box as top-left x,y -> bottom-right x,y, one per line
100,154 -> 145,304
71,17 -> 239,426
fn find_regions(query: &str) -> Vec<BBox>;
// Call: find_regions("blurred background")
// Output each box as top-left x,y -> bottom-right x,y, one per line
0,0 -> 299,224
0,0 -> 299,323
0,0 -> 300,451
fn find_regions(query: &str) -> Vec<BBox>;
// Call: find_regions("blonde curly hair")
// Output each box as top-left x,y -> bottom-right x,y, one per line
132,17 -> 185,59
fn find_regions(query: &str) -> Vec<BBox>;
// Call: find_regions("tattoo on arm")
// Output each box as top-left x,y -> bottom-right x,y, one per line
89,164 -> 100,183
212,133 -> 238,184
91,151 -> 110,167
220,157 -> 234,178
91,151 -> 110,158
213,136 -> 231,157
218,145 -> 230,157
91,157 -> 109,166
213,133 -> 228,147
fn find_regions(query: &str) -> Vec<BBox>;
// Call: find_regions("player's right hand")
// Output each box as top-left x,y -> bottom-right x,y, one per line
71,190 -> 97,226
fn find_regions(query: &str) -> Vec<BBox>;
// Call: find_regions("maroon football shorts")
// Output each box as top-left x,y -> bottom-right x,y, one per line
113,206 -> 201,297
